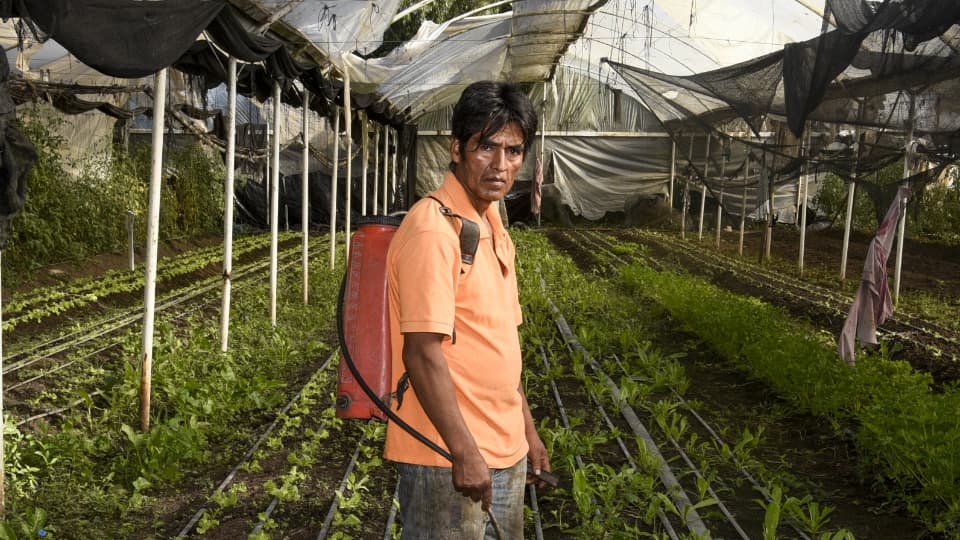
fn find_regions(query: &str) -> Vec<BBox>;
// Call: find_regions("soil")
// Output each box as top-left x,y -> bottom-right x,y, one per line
6,235 -> 225,297
11,225 -> 956,539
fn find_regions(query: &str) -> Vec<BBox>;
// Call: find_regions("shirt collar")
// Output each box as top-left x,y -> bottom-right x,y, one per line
433,172 -> 506,238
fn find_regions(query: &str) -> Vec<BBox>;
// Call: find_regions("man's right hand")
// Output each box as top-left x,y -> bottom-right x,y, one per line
452,447 -> 492,511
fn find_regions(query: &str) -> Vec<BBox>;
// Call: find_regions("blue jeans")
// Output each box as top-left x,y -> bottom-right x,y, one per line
396,459 -> 526,539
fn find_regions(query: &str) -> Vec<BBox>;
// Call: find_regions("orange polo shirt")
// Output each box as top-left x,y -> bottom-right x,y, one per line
383,172 -> 526,469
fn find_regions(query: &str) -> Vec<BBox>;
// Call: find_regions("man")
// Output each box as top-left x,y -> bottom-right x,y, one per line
384,81 -> 551,539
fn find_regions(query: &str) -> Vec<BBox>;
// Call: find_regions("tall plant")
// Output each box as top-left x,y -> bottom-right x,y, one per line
6,108 -> 225,282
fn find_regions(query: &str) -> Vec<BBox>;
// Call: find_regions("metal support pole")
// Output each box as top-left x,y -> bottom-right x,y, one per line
681,176 -> 689,240
381,127 -> 389,214
343,65 -> 353,261
330,107 -> 340,270
840,180 -> 856,281
140,68 -> 167,432
265,125 -> 270,226
540,81 -> 547,227
739,158 -> 748,256
372,125 -> 380,215
301,88 -> 310,305
894,94 -> 916,305
220,58 -> 237,351
715,142 -> 725,249
361,112 -> 368,217
698,134 -> 710,241
798,130 -> 811,277
840,109 -> 864,282
390,128 -> 398,209
682,133 -> 694,237
0,250 -> 5,515
269,83 -> 281,327
126,210 -> 136,271
668,139 -> 676,208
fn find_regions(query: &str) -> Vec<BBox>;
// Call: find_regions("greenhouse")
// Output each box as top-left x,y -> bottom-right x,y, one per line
0,0 -> 957,538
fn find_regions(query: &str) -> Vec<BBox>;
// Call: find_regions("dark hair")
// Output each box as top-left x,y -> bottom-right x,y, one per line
450,81 -> 538,166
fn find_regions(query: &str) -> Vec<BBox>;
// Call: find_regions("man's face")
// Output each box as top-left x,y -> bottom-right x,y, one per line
451,122 -> 525,213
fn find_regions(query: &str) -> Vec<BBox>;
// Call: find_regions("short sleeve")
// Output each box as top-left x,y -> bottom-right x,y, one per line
394,229 -> 461,336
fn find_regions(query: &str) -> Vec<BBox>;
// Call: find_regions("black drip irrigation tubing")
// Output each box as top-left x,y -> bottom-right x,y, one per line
535,344 -> 610,529
10,268 -> 298,423
4,241 -> 315,387
579,228 -> 957,370
606,354 -> 815,540
10,284 -> 225,398
527,482 -> 545,540
176,350 -> 338,538
538,345 -> 680,540
381,482 -> 400,540
5,249 -> 316,425
1,234 -> 276,345
538,269 -> 713,538
313,421 -> 374,540
5,239 -> 315,372
560,230 -> 815,538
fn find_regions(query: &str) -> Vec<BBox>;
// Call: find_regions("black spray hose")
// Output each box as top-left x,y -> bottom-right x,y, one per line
335,277 -> 504,540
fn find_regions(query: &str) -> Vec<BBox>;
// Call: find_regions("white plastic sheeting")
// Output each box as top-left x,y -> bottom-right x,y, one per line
259,0 -> 401,60
344,0 -> 606,118
551,136 -> 671,219
3,0 -> 841,225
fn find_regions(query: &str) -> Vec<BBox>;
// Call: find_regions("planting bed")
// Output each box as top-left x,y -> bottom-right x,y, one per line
3,227 -> 957,539
543,225 -> 959,539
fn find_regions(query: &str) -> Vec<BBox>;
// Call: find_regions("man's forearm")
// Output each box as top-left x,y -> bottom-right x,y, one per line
403,334 -> 479,459
519,385 -> 538,437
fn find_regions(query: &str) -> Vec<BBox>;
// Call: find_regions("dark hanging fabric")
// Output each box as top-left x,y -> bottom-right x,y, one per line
299,67 -> 341,102
0,49 -> 36,248
0,0 -> 28,18
785,0 -> 960,136
172,42 -> 230,90
19,0 -> 226,78
604,54 -> 784,138
265,46 -> 309,88
783,30 -> 862,137
50,92 -> 139,119
175,103 -> 218,121
205,4 -> 282,62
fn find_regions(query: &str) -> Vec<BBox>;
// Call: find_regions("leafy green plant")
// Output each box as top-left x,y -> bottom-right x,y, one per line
618,257 -> 960,535
6,108 -> 225,282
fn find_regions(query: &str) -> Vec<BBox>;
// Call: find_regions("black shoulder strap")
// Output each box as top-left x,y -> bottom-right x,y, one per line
426,195 -> 480,265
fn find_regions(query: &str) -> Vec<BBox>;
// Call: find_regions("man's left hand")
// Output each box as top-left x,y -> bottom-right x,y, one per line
525,431 -> 552,488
